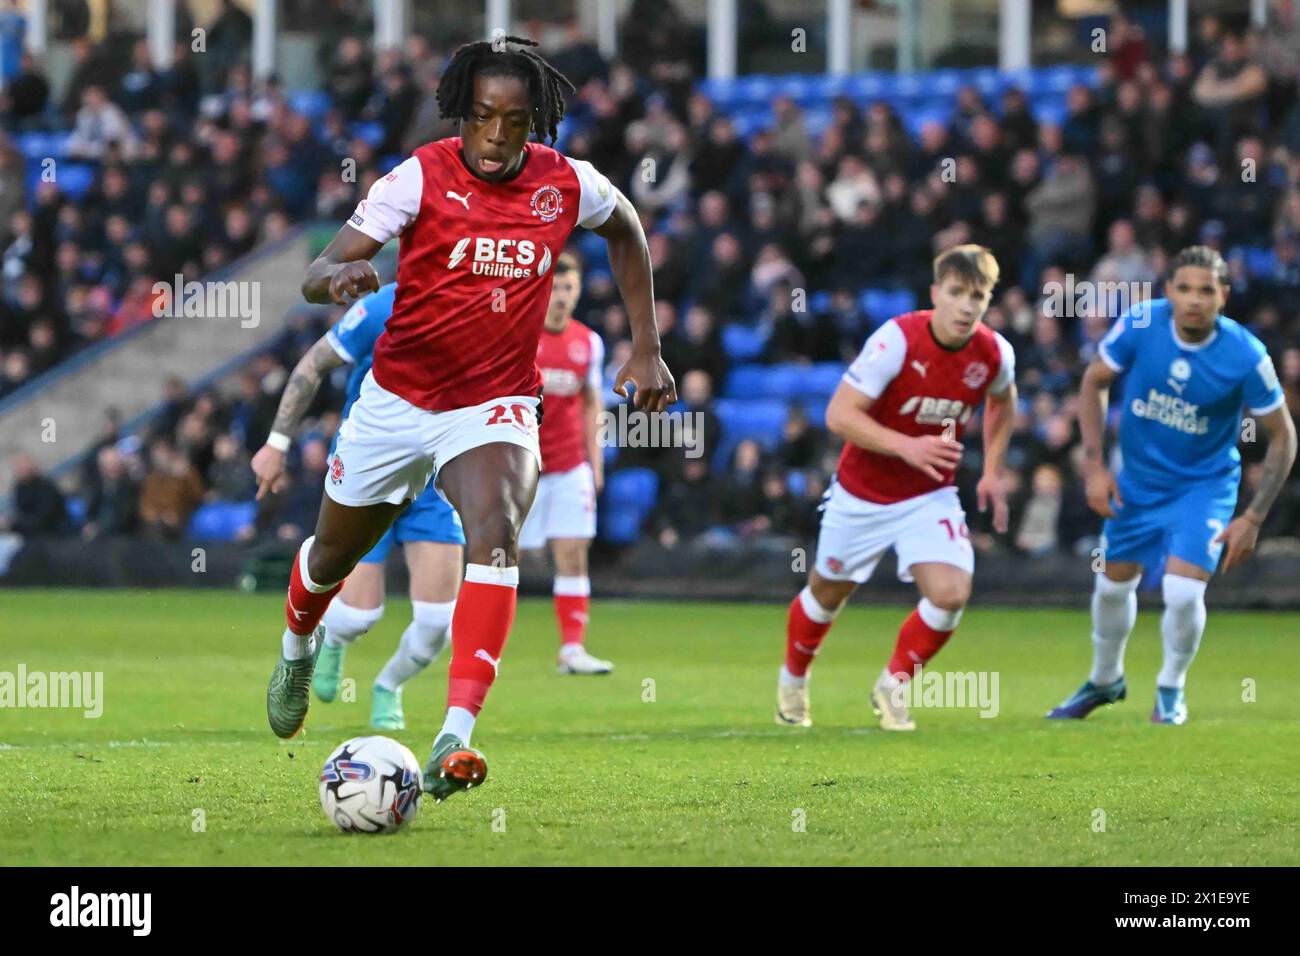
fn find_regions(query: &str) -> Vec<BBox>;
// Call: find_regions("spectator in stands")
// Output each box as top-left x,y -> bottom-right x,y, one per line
1022,153 -> 1096,286
66,85 -> 138,160
138,437 -> 205,540
1193,30 -> 1269,159
207,432 -> 254,502
5,453 -> 68,537
2,52 -> 49,127
652,457 -> 715,550
776,404 -> 825,472
82,445 -> 138,540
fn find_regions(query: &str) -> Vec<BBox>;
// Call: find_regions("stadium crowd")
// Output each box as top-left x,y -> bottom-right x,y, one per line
4,2 -> 1300,564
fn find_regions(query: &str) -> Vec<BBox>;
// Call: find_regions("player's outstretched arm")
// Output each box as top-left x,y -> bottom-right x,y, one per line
977,385 -> 1017,533
302,224 -> 385,305
250,335 -> 348,500
825,381 -> 962,482
1079,358 -> 1123,517
1215,406 -> 1298,572
597,190 -> 676,413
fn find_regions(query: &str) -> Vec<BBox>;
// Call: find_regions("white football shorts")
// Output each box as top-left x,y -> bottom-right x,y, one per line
814,481 -> 974,584
518,462 -> 598,549
324,370 -> 541,508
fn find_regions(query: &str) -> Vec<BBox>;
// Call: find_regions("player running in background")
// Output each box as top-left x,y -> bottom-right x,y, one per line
1048,247 -> 1296,724
518,252 -> 614,675
776,245 -> 1017,731
264,37 -> 674,804
251,282 -> 465,732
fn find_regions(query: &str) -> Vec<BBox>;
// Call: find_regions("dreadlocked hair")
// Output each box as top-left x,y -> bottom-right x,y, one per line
435,35 -> 575,144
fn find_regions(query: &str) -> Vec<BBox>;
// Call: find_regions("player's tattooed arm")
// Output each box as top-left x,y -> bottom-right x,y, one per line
597,189 -> 677,412
1245,407 -> 1298,523
302,224 -> 384,305
250,336 -> 347,500
272,336 -> 347,437
1079,359 -> 1123,517
1215,408 -> 1296,572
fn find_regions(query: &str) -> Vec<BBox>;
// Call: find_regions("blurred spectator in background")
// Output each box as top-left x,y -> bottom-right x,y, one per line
66,85 -> 138,159
81,445 -> 138,540
5,453 -> 68,537
138,438 -> 204,539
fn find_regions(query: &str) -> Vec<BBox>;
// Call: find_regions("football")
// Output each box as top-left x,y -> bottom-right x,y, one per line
319,736 -> 423,834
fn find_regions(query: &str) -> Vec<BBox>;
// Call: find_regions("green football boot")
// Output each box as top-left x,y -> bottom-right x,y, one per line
422,733 -> 488,803
313,639 -> 346,703
266,627 -> 323,739
370,684 -> 405,731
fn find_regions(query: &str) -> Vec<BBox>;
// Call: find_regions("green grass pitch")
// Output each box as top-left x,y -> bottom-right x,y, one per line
1,588 -> 1296,866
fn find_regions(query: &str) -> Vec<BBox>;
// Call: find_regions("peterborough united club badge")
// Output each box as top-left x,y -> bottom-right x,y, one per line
530,184 -> 564,222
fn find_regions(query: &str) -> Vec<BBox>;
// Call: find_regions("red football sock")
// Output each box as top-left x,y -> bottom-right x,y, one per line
285,537 -> 344,636
785,587 -> 836,677
554,594 -> 590,646
886,601 -> 960,681
553,575 -> 591,648
447,565 -> 519,716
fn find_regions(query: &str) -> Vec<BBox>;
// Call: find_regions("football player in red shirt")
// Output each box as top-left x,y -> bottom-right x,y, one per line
776,246 -> 1017,731
267,38 -> 675,804
519,252 -> 613,675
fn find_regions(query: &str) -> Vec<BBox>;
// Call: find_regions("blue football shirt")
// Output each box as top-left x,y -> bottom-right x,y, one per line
325,282 -> 397,420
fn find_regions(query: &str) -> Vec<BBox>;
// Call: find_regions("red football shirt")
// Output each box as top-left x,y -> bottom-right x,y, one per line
536,319 -> 603,474
836,310 -> 1016,504
345,137 -> 617,411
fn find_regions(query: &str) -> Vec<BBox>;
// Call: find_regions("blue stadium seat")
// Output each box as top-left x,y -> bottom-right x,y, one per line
351,121 -> 385,148
605,467 -> 659,510
721,324 -> 768,362
846,73 -> 886,100
16,130 -> 51,160
713,397 -> 791,468
65,495 -> 87,526
861,287 -> 917,323
808,289 -> 832,314
751,364 -> 794,399
56,162 -> 97,200
801,397 -> 829,428
723,363 -> 768,398
737,75 -> 776,105
1240,246 -> 1276,277
786,469 -> 807,497
801,362 -> 844,398
188,501 -> 257,541
288,89 -> 332,121
599,467 -> 659,546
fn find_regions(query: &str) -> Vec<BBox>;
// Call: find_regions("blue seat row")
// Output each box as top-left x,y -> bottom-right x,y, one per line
599,467 -> 659,545
699,64 -> 1099,107
188,500 -> 257,541
723,362 -> 843,401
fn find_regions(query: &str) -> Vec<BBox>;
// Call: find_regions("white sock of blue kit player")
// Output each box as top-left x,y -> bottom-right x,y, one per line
375,599 -> 455,692
1156,574 -> 1207,689
1089,572 -> 1141,686
321,599 -> 385,649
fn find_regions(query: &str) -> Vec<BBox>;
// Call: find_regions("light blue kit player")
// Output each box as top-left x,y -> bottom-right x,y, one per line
251,282 -> 465,731
1048,247 -> 1296,725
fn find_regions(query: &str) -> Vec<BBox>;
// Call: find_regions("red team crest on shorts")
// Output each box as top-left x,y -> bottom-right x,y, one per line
530,184 -> 564,222
329,454 -> 345,485
962,362 -> 989,389
825,556 -> 845,574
